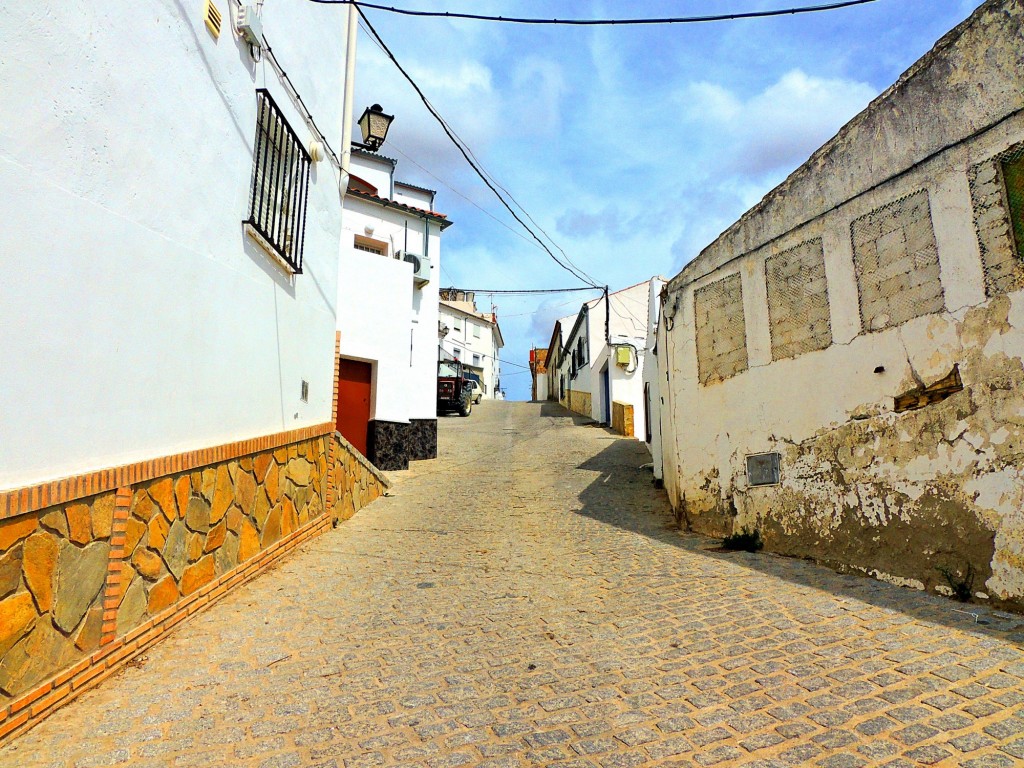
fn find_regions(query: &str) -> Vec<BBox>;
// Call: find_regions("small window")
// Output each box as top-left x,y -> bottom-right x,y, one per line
245,89 -> 311,274
353,236 -> 387,256
473,324 -> 481,338
472,354 -> 481,366
453,318 -> 461,332
452,347 -> 461,360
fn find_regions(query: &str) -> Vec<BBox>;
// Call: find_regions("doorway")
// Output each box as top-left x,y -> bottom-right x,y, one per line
601,364 -> 610,425
336,358 -> 372,456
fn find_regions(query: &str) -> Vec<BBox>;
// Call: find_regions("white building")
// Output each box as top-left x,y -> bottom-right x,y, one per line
0,0 -> 393,722
438,292 -> 504,398
641,278 -> 667,484
336,150 -> 452,469
552,282 -> 651,435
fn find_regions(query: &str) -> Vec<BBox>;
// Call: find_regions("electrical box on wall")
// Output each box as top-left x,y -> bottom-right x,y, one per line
615,346 -> 631,366
237,5 -> 263,47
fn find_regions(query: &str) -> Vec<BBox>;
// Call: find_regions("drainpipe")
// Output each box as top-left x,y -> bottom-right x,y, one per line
338,2 -> 358,201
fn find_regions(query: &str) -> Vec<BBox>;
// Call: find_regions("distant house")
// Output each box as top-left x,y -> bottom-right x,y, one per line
529,348 -> 548,402
551,282 -> 651,436
438,291 -> 504,399
336,150 -> 453,470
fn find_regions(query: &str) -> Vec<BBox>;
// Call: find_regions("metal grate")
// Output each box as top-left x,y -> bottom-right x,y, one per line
746,453 -> 780,487
850,189 -> 944,333
765,238 -> 832,361
245,89 -> 311,274
968,142 -> 1024,297
694,273 -> 747,386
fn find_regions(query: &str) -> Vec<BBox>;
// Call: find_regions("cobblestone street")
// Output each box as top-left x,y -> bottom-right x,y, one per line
4,401 -> 1024,768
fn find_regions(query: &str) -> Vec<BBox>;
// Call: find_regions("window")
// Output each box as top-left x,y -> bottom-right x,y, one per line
353,236 -> 387,256
472,354 -> 481,366
245,89 -> 311,274
576,337 -> 586,366
473,323 -> 481,338
453,318 -> 461,332
1004,153 -> 1024,258
452,347 -> 461,360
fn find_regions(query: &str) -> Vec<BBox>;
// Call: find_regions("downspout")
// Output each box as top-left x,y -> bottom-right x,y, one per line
604,285 -> 610,344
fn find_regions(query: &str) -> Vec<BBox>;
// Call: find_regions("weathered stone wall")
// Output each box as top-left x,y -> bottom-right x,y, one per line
0,493 -> 114,700
611,401 -> 634,438
0,431 -> 387,731
659,0 -> 1024,610
567,390 -> 592,419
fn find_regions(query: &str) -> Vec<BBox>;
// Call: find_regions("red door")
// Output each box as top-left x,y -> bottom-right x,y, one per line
336,358 -> 372,456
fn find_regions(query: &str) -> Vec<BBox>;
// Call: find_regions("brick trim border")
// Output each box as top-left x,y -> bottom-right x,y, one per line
0,422 -> 334,522
326,333 -> 341,517
0,510 -> 334,746
100,488 -> 133,646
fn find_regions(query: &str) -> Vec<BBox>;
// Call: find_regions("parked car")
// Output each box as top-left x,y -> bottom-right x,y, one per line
464,373 -> 483,404
437,359 -> 472,416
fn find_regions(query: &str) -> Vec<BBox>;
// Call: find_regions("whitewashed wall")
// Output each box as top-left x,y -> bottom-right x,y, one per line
339,176 -> 442,424
643,279 -> 667,478
0,0 -> 345,489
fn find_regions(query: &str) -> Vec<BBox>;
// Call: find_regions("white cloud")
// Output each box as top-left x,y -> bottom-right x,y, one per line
680,69 -> 877,177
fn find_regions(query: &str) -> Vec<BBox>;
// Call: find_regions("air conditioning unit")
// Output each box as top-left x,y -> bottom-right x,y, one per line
400,251 -> 431,286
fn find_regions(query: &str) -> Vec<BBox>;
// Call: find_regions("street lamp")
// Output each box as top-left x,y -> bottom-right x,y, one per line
357,104 -> 394,151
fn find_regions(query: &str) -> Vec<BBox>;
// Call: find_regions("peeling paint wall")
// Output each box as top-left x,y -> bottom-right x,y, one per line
660,0 -> 1024,610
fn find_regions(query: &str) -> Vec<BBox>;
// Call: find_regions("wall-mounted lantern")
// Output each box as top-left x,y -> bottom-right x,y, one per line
357,104 -> 394,151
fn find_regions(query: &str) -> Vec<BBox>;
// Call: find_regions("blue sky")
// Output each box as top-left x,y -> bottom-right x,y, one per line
343,0 -> 981,400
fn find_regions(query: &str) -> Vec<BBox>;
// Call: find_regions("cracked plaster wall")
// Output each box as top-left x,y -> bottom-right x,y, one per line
659,0 -> 1024,609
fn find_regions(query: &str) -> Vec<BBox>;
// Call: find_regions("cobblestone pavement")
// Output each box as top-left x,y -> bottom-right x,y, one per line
4,401 -> 1024,768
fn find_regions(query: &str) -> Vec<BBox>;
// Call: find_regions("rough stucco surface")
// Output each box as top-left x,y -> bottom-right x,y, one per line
660,0 -> 1024,611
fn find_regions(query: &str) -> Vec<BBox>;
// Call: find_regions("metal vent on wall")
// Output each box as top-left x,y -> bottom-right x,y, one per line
204,0 -> 223,38
746,453 -> 781,487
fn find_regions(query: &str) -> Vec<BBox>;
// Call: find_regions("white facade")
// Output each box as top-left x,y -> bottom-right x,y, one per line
338,151 -> 448,426
553,283 -> 651,435
438,301 -> 504,398
642,279 -> 667,481
0,1 -> 344,489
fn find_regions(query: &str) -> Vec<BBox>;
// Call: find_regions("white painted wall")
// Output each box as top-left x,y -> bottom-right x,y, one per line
438,304 -> 502,397
0,0 -> 344,490
642,279 -> 667,478
339,160 -> 444,424
351,150 -> 394,197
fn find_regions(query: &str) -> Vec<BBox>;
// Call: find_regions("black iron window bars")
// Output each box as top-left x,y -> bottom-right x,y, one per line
245,89 -> 311,274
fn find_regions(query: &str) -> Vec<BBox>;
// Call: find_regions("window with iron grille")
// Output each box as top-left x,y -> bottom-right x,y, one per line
968,143 -> 1024,296
245,89 -> 311,274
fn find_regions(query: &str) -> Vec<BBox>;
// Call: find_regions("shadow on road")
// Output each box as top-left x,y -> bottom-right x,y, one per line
539,400 -> 603,427
572,434 -> 1024,642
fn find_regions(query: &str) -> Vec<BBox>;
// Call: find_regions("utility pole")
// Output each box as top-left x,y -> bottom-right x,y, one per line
339,2 -> 358,201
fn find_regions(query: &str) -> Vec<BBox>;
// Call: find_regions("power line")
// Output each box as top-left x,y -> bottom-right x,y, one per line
354,7 -> 602,288
311,0 -> 879,25
452,287 -> 601,295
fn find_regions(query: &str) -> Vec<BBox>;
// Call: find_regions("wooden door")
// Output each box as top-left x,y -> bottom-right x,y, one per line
336,358 -> 372,456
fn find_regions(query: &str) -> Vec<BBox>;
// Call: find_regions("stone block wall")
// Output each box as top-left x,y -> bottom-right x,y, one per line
765,238 -> 832,361
851,189 -> 945,332
611,401 -> 634,438
0,428 -> 387,744
567,390 -> 592,419
694,273 -> 747,385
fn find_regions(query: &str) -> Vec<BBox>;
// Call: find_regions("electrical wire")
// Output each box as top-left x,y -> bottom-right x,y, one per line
354,7 -> 602,288
452,287 -> 601,295
309,0 -> 879,25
